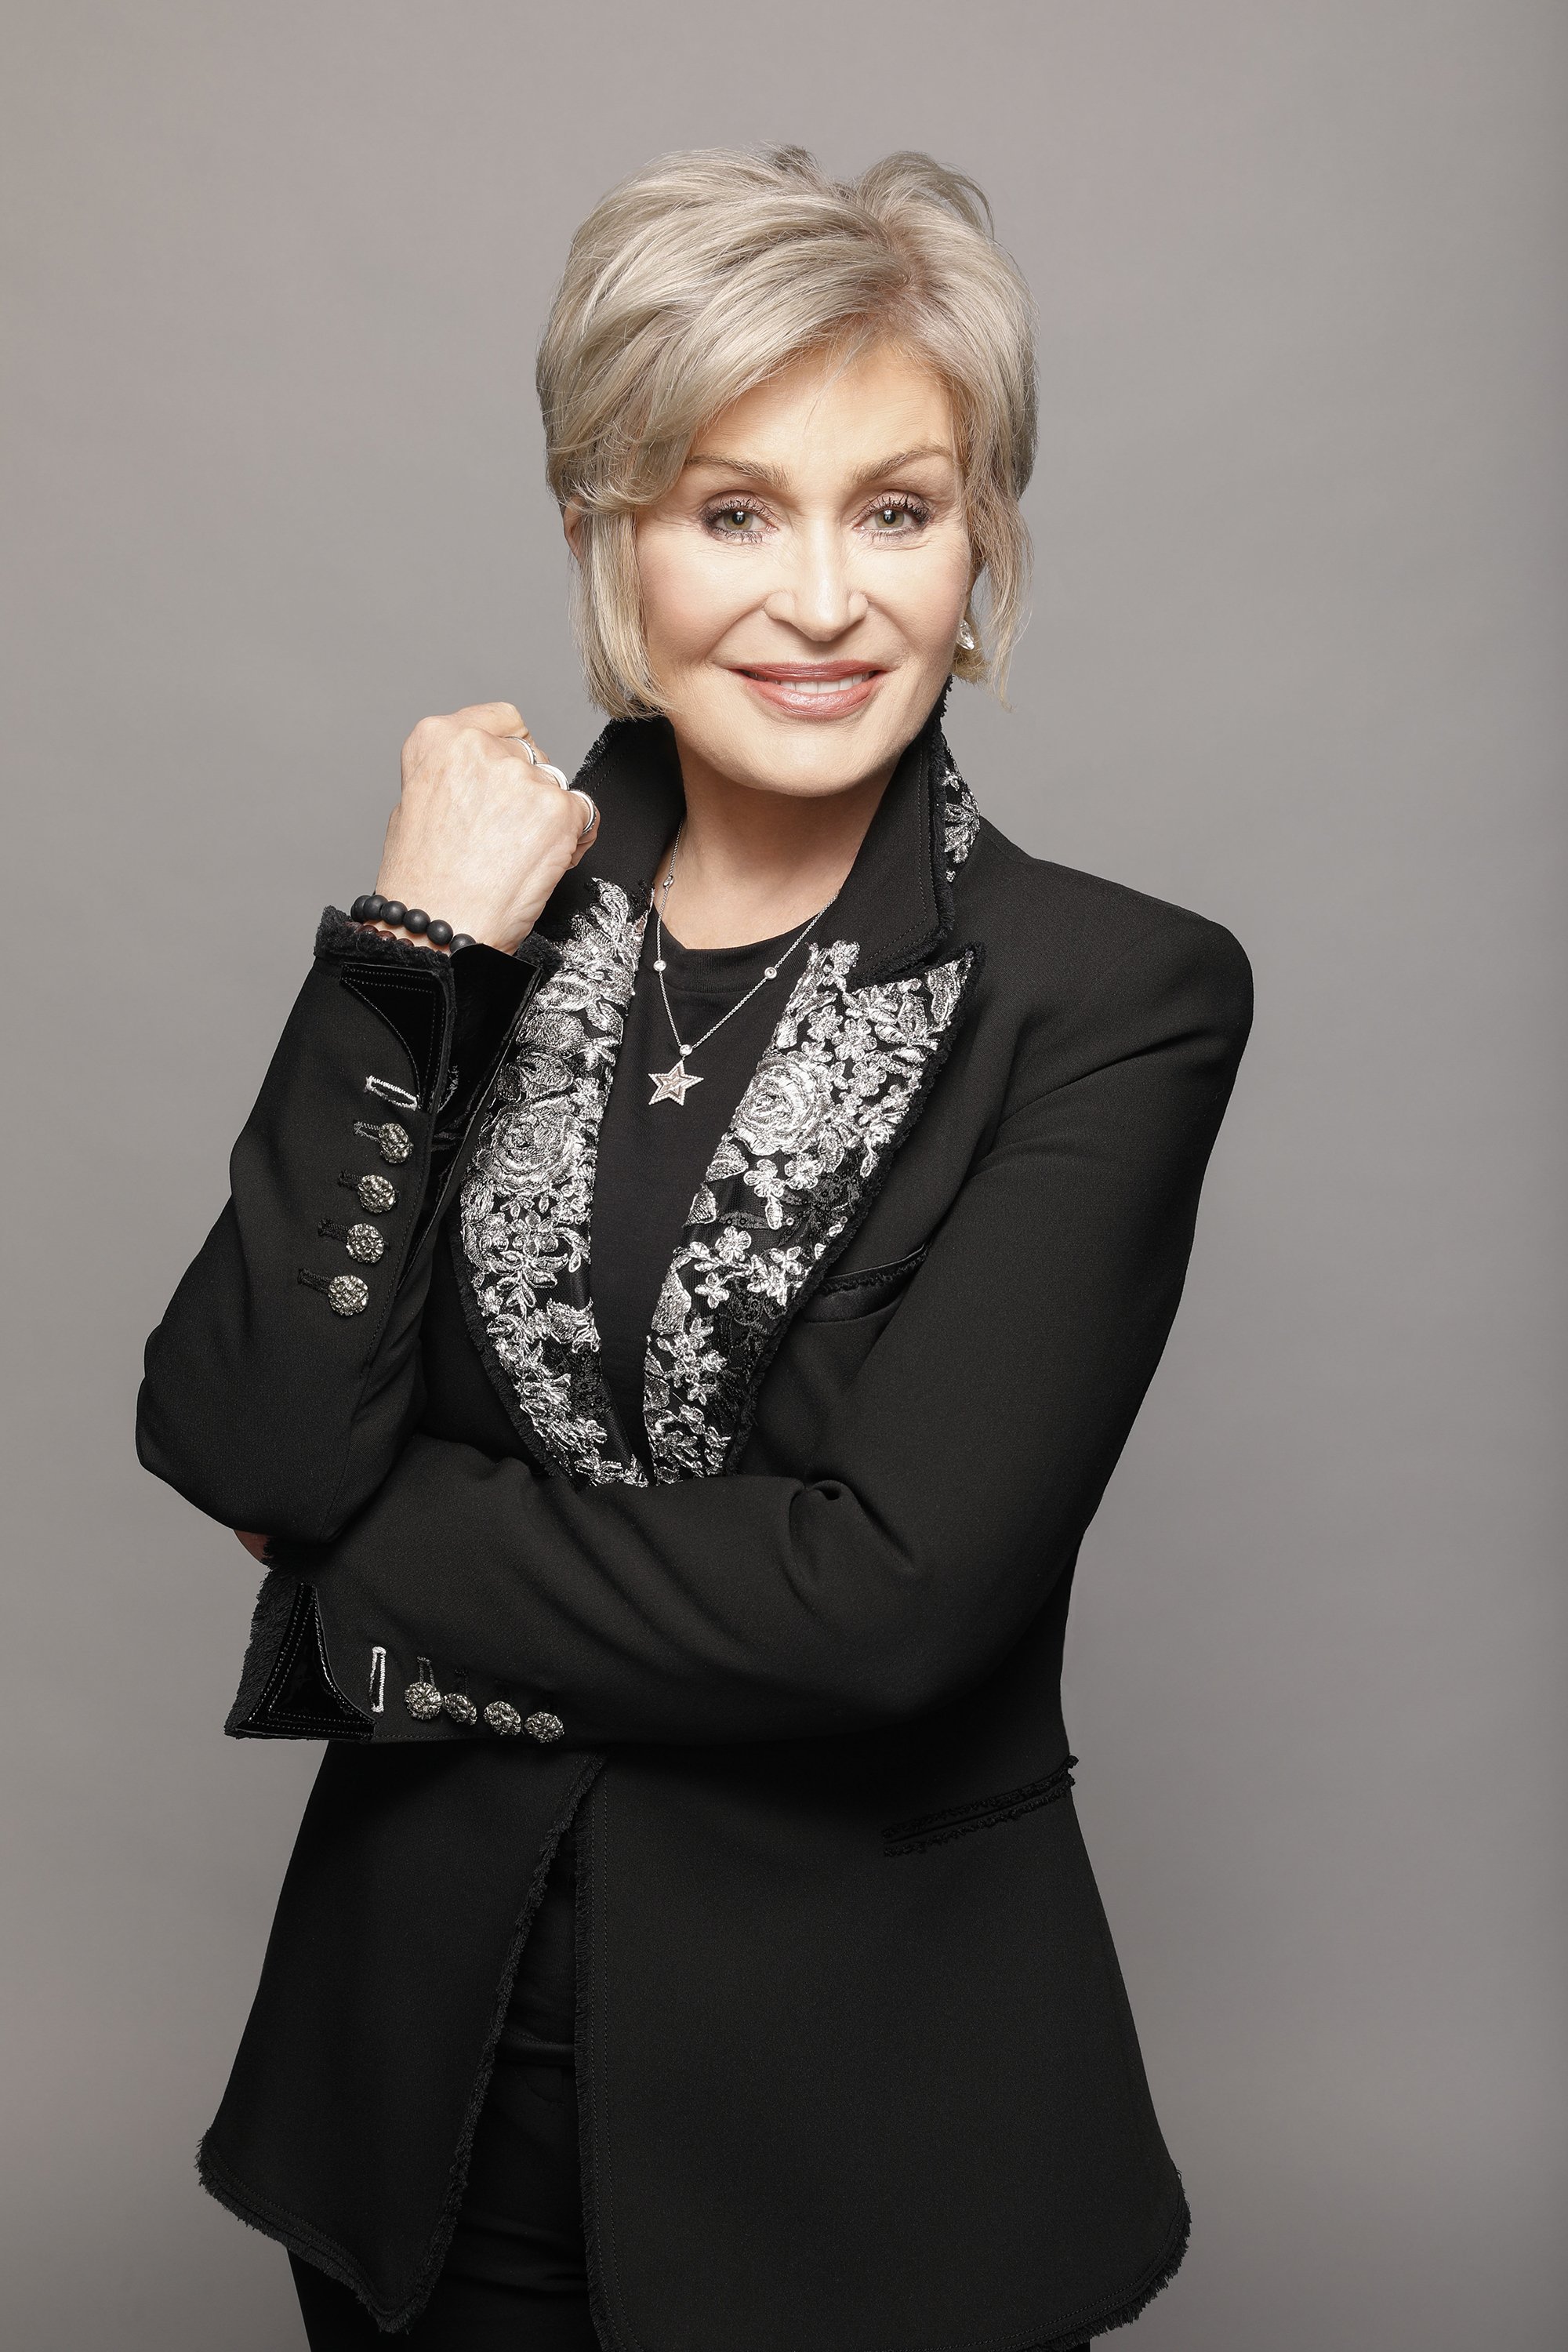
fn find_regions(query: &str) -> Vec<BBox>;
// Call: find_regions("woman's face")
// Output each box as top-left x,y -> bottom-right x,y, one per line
628,342 -> 975,800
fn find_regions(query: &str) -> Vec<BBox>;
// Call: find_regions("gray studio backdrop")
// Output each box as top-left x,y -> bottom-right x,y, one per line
5,4 -> 1564,2346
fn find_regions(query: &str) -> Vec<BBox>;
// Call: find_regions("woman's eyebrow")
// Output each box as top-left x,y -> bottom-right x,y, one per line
683,444 -> 956,493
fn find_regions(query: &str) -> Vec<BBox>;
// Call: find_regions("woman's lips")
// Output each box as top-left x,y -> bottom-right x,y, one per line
731,663 -> 886,718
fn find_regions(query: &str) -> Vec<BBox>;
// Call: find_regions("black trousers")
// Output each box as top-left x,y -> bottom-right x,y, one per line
291,1831 -> 1090,2351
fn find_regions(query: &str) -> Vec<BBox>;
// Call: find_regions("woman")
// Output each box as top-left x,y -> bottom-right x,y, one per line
138,147 -> 1252,2350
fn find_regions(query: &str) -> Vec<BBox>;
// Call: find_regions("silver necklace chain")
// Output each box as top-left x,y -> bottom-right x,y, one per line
646,821 -> 838,1107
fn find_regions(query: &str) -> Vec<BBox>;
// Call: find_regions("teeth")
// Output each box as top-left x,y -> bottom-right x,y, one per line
764,673 -> 872,694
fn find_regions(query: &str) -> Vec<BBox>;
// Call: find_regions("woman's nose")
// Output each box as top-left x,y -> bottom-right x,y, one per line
762,524 -> 869,639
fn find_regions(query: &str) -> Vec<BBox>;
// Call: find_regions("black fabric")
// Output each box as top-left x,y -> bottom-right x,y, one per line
136,705 -> 1250,2350
291,1843 -> 590,2348
292,1835 -> 1099,2352
592,911 -> 807,1464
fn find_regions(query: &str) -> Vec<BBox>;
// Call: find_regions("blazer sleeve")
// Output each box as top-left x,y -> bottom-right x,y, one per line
249,909 -> 1254,1748
135,913 -> 554,1542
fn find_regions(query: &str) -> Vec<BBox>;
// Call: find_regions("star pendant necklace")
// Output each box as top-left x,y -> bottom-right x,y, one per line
647,821 -> 840,1108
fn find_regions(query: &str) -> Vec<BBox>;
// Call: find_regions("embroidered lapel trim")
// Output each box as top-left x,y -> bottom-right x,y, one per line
938,747 -> 981,886
642,750 -> 983,1482
644,935 -> 981,1481
458,880 -> 652,1486
459,745 -> 984,1487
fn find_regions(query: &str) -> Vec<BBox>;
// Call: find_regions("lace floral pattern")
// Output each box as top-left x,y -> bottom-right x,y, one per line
459,736 -> 984,1486
940,753 -> 981,882
643,939 -> 978,1480
459,882 -> 649,1486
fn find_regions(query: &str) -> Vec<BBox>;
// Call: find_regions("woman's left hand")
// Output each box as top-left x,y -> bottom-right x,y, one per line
235,1530 -> 270,1563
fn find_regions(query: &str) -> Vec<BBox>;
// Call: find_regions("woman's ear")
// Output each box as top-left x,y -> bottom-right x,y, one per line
563,503 -> 586,564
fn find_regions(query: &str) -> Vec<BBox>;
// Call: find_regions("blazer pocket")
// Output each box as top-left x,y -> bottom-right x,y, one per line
800,1242 -> 930,1323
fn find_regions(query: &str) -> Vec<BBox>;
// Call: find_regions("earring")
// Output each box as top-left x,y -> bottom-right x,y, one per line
956,619 -> 977,653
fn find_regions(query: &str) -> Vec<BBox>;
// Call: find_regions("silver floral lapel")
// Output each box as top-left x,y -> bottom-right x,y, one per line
643,936 -> 979,1479
459,880 -> 651,1486
459,750 -> 983,1486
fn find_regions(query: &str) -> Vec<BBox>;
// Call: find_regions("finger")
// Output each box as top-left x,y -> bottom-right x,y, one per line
565,793 -> 601,865
449,700 -> 526,737
492,731 -> 557,777
495,731 -> 572,787
441,713 -> 554,775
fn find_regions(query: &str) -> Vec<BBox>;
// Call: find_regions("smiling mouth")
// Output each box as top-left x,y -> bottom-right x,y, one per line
731,662 -> 887,715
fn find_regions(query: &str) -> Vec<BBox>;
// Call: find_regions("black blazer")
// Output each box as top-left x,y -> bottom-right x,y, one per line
137,701 -> 1253,2348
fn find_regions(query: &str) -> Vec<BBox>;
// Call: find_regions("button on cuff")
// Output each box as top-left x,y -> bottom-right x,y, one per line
341,1170 -> 398,1214
299,1268 -> 371,1316
403,1658 -> 443,1719
353,1119 -> 412,1165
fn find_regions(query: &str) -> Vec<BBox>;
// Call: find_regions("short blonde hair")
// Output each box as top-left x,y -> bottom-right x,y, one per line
536,147 -> 1036,716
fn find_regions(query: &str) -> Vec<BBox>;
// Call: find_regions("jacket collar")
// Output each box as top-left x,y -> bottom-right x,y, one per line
455,694 -> 983,1486
539,686 -> 972,983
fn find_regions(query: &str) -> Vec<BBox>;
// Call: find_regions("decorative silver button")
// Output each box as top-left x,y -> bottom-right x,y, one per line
404,1657 -> 443,1720
524,1711 -> 564,1745
345,1222 -> 385,1264
357,1172 -> 397,1214
355,1118 -> 412,1164
442,1691 -> 477,1726
484,1700 -> 523,1737
328,1273 -> 370,1317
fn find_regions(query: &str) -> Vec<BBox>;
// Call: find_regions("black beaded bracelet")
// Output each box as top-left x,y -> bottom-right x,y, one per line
350,894 -> 476,952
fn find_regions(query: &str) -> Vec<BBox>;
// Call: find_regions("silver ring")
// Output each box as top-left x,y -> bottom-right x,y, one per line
570,789 -> 597,840
506,731 -> 582,823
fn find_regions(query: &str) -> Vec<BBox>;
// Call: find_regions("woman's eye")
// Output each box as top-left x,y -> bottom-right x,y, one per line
707,505 -> 764,536
866,500 -> 930,534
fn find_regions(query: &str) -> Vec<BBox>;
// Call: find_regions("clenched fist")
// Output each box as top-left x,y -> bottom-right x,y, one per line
370,702 -> 599,953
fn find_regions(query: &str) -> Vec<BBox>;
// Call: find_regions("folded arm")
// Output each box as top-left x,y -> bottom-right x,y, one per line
256,913 -> 1253,1748
136,913 -> 554,1540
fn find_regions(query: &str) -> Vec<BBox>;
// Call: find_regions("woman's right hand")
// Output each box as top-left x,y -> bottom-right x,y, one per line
369,702 -> 600,953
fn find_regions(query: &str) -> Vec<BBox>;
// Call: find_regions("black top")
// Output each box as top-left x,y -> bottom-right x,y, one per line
590,908 -> 807,1468
513,911 -> 811,2060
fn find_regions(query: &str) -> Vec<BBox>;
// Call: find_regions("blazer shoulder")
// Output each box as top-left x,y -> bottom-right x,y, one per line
966,816 -> 1254,1040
